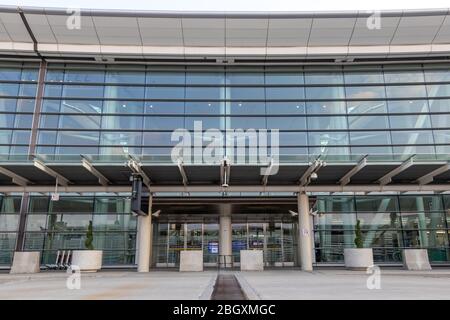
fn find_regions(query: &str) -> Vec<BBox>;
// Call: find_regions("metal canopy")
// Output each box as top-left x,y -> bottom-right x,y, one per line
0,6 -> 449,59
0,155 -> 448,193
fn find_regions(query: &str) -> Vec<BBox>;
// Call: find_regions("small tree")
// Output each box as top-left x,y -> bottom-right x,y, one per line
354,219 -> 363,248
85,220 -> 94,250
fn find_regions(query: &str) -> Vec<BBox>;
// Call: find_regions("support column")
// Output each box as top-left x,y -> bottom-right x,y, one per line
137,194 -> 152,272
298,192 -> 313,271
15,193 -> 29,252
219,203 -> 232,268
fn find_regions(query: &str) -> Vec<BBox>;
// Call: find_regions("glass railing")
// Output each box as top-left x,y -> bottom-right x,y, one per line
0,153 -> 448,164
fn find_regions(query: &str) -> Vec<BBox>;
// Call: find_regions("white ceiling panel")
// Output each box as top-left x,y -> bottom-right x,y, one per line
226,19 -> 268,47
138,17 -> 182,46
349,16 -> 400,46
23,13 -> 56,43
391,15 -> 445,45
433,15 -> 450,43
93,16 -> 141,45
309,17 -> 356,46
182,18 -> 225,46
267,18 -> 311,46
0,12 -> 32,42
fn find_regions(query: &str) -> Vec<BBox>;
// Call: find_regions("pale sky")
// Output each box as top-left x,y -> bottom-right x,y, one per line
0,0 -> 449,12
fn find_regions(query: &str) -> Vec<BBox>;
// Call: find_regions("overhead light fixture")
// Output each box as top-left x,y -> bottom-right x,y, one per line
151,209 -> 161,218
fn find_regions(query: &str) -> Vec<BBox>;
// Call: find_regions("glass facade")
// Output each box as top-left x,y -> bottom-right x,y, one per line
23,195 -> 136,266
29,63 -> 450,158
314,194 -> 450,264
0,60 -> 450,268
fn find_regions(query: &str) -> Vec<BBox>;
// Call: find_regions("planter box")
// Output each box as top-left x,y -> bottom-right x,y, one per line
402,249 -> 432,271
10,251 -> 40,274
344,248 -> 374,270
179,250 -> 203,272
71,250 -> 103,272
240,250 -> 264,271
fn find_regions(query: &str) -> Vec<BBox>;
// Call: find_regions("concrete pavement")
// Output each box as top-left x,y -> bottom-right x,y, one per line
0,268 -> 449,300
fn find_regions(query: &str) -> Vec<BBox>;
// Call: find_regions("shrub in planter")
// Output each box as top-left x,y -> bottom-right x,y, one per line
344,219 -> 374,270
71,220 -> 103,272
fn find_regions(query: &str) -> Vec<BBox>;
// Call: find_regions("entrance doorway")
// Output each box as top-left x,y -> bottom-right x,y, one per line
150,198 -> 298,268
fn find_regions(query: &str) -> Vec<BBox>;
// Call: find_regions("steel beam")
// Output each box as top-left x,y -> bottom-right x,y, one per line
220,158 -> 231,187
1,184 -> 449,193
81,158 -> 110,186
177,159 -> 188,187
261,158 -> 276,187
127,158 -> 151,187
377,156 -> 415,186
414,163 -> 450,185
0,166 -> 30,186
339,156 -> 368,186
298,160 -> 325,186
33,159 -> 70,186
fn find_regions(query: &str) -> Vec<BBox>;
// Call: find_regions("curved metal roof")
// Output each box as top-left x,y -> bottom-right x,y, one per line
0,5 -> 449,59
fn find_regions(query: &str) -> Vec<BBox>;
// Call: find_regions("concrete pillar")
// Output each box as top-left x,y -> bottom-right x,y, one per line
137,194 -> 152,272
298,192 -> 313,271
219,204 -> 232,267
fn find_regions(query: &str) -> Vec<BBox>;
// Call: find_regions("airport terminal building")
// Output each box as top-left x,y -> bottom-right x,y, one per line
0,6 -> 449,270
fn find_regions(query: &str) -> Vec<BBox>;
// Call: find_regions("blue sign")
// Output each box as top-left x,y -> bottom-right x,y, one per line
232,240 -> 247,251
208,241 -> 218,254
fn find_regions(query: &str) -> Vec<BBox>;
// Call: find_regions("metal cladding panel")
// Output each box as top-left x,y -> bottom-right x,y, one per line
184,165 -> 220,184
349,164 -> 399,183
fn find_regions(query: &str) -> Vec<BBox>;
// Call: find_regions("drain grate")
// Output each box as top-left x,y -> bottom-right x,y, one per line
211,274 -> 247,300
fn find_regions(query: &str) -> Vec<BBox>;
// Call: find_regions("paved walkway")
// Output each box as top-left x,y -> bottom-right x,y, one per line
0,269 -> 449,300
0,270 -> 217,300
235,269 -> 450,300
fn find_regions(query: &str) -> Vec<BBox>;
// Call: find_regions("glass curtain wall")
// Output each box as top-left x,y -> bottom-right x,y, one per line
0,62 -> 38,157
314,194 -> 450,263
24,195 -> 136,265
0,196 -> 22,265
35,63 -> 450,160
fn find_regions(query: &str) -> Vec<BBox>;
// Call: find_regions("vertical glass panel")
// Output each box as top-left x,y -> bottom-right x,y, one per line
386,85 -> 427,98
65,70 -> 105,83
101,115 -> 143,130
168,223 -> 184,265
424,70 -> 450,82
227,101 -> 265,115
433,130 -> 450,144
147,101 -> 185,115
431,114 -> 450,128
387,100 -> 429,113
146,87 -> 185,99
105,71 -> 144,83
350,131 -> 391,145
266,102 -> 305,115
185,87 -> 223,100
267,117 -> 306,130
228,87 -> 265,100
308,116 -> 348,130
306,101 -> 346,114
348,115 -> 389,130
186,72 -> 224,85
232,223 -> 247,263
305,87 -> 344,100
308,132 -> 349,146
389,114 -> 431,129
226,73 -> 264,85
265,73 -> 304,85
345,86 -> 385,99
146,72 -> 185,85
59,114 -> 101,129
347,101 -> 387,114
428,99 -> 450,113
390,131 -> 434,145
399,195 -> 443,213
305,72 -> 343,84
265,87 -> 304,100
344,72 -> 384,84
384,71 -> 425,83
